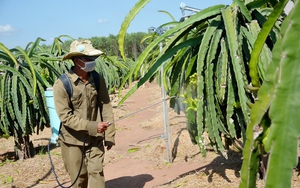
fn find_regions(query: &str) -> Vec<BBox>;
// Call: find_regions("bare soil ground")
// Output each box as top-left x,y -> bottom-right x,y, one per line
0,81 -> 300,188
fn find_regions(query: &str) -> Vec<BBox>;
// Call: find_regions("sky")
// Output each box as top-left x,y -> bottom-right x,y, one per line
0,0 -> 233,49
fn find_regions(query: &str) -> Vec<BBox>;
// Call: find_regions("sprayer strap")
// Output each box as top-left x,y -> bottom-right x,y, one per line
59,71 -> 100,98
59,73 -> 73,98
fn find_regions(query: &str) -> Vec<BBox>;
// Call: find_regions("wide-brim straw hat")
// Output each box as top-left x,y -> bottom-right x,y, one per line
62,40 -> 103,61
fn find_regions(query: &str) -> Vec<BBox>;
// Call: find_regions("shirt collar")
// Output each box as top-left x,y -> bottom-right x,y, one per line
68,66 -> 94,84
68,67 -> 80,83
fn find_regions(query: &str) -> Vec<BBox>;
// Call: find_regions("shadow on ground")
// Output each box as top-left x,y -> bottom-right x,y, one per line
106,174 -> 153,188
159,149 -> 243,187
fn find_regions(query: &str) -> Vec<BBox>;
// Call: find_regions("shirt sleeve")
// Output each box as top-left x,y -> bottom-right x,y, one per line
98,75 -> 116,146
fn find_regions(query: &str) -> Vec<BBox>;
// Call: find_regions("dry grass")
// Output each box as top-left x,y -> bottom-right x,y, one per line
1,81 -> 300,188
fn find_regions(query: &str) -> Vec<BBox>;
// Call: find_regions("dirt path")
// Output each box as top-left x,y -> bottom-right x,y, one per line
96,81 -> 244,188
0,81 -> 300,187
104,82 -> 213,188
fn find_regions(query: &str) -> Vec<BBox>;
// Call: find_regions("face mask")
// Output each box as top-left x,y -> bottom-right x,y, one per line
78,58 -> 96,72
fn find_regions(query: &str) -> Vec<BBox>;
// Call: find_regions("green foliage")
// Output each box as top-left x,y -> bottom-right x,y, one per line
248,0 -> 289,87
118,0 -> 151,60
0,33 -> 140,155
124,32 -> 148,60
0,36 -> 71,159
0,174 -> 13,184
240,0 -> 300,187
94,55 -> 134,93
117,2 -> 298,187
117,0 -> 282,157
127,147 -> 141,153
90,32 -> 148,62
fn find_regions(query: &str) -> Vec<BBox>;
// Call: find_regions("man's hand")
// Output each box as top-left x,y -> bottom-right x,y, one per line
97,122 -> 109,133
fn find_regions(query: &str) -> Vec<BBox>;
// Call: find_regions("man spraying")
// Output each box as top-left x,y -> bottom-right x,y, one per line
53,39 -> 116,188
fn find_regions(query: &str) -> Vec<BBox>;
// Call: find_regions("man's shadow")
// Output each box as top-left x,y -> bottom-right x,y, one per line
201,150 -> 242,183
106,174 -> 153,188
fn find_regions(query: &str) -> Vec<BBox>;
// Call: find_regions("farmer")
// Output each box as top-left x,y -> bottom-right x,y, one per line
53,39 -> 116,188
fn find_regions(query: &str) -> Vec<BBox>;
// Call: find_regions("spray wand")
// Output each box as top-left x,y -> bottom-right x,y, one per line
106,97 -> 173,125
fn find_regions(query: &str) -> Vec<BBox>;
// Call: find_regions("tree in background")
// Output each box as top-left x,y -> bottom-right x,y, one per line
85,32 -> 148,60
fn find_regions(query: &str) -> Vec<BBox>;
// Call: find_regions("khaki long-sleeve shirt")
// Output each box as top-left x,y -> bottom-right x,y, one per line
53,68 -> 115,146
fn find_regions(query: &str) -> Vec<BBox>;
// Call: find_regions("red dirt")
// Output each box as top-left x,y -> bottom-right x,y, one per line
0,81 -> 300,188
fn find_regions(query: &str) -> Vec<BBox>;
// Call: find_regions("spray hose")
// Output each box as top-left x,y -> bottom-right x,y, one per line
47,136 -> 86,188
